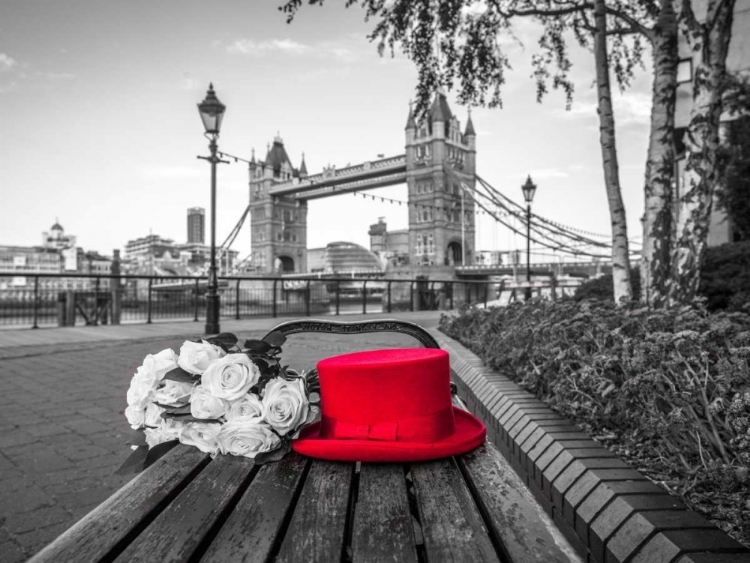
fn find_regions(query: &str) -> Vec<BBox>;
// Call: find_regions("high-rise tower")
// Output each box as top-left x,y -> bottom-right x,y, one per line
187,207 -> 205,244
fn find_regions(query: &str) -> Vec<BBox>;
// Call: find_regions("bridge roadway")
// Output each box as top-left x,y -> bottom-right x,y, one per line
268,154 -> 407,200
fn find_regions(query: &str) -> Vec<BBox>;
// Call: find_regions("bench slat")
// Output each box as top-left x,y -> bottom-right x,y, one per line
28,444 -> 208,563
276,460 -> 353,563
412,457 -> 500,563
352,464 -> 418,563
458,444 -> 583,563
199,453 -> 309,563
113,453 -> 256,562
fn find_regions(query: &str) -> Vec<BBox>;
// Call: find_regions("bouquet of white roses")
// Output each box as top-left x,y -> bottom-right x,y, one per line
117,331 -> 319,474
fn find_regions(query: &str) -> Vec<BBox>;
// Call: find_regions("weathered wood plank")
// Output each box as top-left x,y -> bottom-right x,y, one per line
276,460 -> 354,563
199,453 -> 309,563
29,444 -> 208,563
411,458 -> 501,563
458,443 -> 583,563
352,464 -> 418,563
113,453 -> 256,563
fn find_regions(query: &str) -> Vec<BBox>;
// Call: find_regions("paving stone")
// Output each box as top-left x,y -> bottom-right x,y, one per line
25,423 -> 71,438
0,539 -> 27,563
0,486 -> 53,517
16,521 -> 70,553
0,432 -> 39,449
4,504 -> 71,535
7,450 -> 76,474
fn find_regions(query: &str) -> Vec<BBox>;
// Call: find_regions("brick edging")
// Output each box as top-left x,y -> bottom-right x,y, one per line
432,329 -> 750,563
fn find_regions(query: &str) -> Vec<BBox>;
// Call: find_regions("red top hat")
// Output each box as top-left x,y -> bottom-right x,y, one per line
291,348 -> 486,462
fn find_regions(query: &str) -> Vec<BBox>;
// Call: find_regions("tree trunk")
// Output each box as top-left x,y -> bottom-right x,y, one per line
669,0 -> 735,305
594,0 -> 632,303
640,1 -> 678,308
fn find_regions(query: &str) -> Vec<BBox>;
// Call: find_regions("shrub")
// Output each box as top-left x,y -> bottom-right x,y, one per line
573,268 -> 641,302
699,241 -> 750,312
440,300 -> 750,544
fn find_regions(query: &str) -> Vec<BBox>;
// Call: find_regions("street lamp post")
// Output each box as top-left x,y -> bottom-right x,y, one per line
197,83 -> 227,335
521,175 -> 537,301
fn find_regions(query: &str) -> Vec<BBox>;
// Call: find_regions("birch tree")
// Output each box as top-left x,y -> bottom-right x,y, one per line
667,0 -> 736,304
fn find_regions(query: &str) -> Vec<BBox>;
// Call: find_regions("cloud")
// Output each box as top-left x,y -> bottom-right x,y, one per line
0,53 -> 18,71
556,89 -> 651,127
226,38 -> 357,62
180,72 -> 200,91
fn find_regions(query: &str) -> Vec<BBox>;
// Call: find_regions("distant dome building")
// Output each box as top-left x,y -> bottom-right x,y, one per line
324,241 -> 383,274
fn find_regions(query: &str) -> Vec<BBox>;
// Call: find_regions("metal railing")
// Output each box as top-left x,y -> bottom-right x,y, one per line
0,273 -> 513,329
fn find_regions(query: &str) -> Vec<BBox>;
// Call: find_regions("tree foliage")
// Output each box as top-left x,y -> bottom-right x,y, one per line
281,0 -> 652,117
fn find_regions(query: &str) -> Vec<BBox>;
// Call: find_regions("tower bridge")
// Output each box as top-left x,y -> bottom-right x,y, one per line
247,93 -> 477,274
268,155 -> 407,200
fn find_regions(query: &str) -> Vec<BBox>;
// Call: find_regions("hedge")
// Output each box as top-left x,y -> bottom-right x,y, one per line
440,299 -> 750,545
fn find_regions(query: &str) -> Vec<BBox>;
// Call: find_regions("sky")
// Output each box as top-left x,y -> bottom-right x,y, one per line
0,0 -> 654,264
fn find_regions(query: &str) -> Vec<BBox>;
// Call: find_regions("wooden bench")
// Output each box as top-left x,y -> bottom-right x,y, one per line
29,319 -> 581,563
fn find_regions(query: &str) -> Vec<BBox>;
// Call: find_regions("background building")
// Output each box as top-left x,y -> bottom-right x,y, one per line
187,207 -> 205,244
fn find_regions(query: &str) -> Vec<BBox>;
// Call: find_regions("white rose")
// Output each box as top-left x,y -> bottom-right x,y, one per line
141,348 -> 179,383
125,349 -> 177,409
201,354 -> 260,401
154,380 -> 194,406
144,402 -> 165,427
126,377 -> 152,410
144,425 -> 180,448
160,418 -> 185,440
177,340 -> 226,375
124,405 -> 146,429
262,378 -> 309,436
226,393 -> 265,423
217,420 -> 281,458
179,422 -> 221,455
190,386 -> 226,420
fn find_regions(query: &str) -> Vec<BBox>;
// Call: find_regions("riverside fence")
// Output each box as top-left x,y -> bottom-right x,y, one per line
0,273 -> 506,329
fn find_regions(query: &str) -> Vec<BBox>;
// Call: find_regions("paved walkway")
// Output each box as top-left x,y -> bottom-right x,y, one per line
0,312 -> 443,562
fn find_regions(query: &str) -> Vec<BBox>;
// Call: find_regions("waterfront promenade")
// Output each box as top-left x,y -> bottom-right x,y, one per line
0,312 -> 443,562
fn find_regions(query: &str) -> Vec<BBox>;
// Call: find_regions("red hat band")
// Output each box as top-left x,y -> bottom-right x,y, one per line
321,405 -> 455,443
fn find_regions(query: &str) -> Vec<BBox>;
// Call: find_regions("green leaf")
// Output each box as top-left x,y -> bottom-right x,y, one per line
143,440 -> 180,470
244,339 -> 273,354
126,428 -> 148,447
161,412 -> 221,424
164,366 -> 200,384
156,403 -> 192,415
210,332 -> 239,346
115,446 -> 149,475
263,330 -> 287,347
253,440 -> 291,465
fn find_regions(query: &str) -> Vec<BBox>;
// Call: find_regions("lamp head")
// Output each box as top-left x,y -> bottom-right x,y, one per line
521,175 -> 537,204
198,83 -> 226,135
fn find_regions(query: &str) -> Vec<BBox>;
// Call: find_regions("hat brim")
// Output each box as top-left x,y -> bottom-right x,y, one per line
291,407 -> 486,463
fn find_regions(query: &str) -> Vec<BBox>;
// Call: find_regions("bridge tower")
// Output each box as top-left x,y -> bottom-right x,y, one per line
248,136 -> 308,273
405,93 -> 476,267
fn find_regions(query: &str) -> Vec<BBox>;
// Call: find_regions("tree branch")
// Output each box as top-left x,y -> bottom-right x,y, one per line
675,0 -> 701,35
604,6 -> 654,40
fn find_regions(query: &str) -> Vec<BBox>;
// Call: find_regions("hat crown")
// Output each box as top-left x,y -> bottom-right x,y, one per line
317,348 -> 454,443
